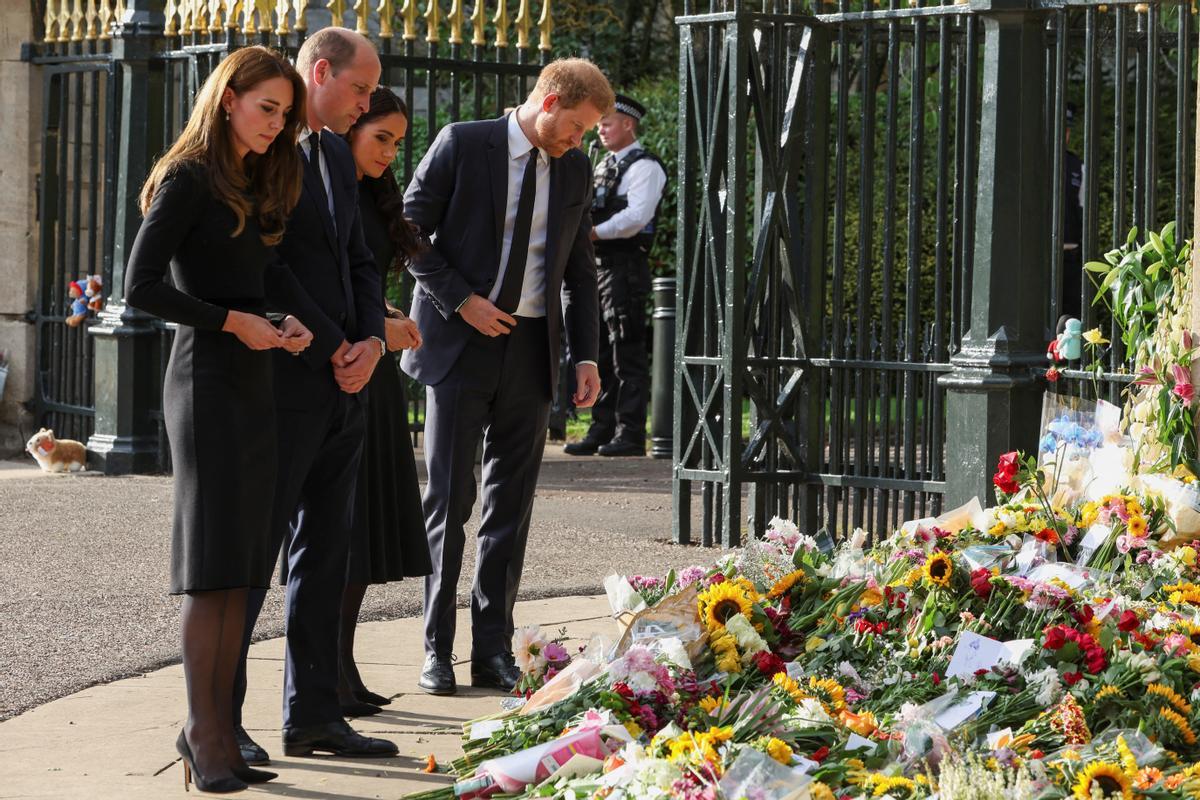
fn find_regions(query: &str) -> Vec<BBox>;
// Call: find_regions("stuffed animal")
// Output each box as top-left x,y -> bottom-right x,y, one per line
25,428 -> 87,473
65,281 -> 89,327
84,275 -> 104,313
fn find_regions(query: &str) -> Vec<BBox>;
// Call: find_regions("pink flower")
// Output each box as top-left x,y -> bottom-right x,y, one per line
1134,366 -> 1160,386
1163,632 -> 1191,656
543,642 -> 570,665
1171,364 -> 1195,404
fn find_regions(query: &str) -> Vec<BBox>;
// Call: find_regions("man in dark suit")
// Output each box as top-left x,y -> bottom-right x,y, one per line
232,28 -> 397,762
402,59 -> 613,695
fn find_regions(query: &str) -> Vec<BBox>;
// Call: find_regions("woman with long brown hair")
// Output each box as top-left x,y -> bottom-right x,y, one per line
335,86 -> 431,714
125,46 -> 326,793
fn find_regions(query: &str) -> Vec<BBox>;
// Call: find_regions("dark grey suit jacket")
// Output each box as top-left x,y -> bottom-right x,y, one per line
400,114 -> 599,388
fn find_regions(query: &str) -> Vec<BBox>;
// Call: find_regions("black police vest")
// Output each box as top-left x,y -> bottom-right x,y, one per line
592,148 -> 666,255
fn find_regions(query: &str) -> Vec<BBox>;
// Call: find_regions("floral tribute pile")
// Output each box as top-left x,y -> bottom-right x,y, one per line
408,425 -> 1200,800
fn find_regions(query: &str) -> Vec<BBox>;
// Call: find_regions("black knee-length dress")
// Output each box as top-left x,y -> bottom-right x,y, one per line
345,181 -> 432,584
125,162 -> 322,594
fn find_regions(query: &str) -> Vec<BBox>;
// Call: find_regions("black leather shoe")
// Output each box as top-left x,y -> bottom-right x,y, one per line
341,700 -> 383,717
418,655 -> 457,695
235,726 -> 269,766
354,688 -> 392,706
282,720 -> 399,758
471,652 -> 521,692
597,439 -> 645,457
563,438 -> 603,456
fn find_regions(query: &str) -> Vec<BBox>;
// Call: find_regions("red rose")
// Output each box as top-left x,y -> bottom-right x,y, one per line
970,568 -> 993,599
1043,626 -> 1067,651
932,672 -> 941,686
752,651 -> 786,677
997,451 -> 1019,474
1063,671 -> 1084,686
993,471 -> 1021,495
1046,367 -> 1061,383
810,746 -> 830,763
1117,610 -> 1138,633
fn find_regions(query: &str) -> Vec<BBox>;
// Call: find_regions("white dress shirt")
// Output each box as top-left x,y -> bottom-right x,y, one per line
593,140 -> 668,241
299,127 -> 336,231
490,112 -> 551,318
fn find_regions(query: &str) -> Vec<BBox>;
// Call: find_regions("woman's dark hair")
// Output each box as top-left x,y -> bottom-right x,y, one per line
348,87 -> 423,271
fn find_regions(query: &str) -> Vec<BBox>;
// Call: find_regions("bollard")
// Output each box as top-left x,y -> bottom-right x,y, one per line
650,277 -> 676,459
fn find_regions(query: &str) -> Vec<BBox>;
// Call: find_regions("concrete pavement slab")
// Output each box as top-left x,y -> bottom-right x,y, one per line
0,595 -> 612,799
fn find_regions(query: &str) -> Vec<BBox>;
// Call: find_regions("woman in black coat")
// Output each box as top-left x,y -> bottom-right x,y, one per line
125,46 -> 322,793
335,87 -> 432,714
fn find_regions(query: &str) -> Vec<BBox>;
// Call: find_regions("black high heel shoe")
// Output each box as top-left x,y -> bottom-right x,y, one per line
175,730 -> 247,794
232,765 -> 278,784
353,687 -> 392,706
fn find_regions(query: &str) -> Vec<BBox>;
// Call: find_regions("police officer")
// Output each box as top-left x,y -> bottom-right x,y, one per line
564,94 -> 667,457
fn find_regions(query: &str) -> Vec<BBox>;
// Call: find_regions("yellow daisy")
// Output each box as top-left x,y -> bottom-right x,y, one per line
1128,515 -> 1148,537
1072,761 -> 1133,799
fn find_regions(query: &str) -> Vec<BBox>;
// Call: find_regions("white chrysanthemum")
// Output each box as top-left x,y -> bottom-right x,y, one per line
724,613 -> 768,656
789,697 -> 832,729
1026,667 -> 1062,707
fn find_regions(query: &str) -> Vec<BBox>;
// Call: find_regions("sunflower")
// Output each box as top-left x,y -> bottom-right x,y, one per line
698,581 -> 755,633
1148,682 -> 1194,715
923,551 -> 953,588
1072,761 -> 1132,799
807,783 -> 836,800
808,676 -> 847,714
772,672 -> 807,703
871,775 -> 917,797
1158,707 -> 1198,746
1094,684 -> 1124,703
768,569 -> 806,600
1116,734 -> 1138,776
1165,582 -> 1200,606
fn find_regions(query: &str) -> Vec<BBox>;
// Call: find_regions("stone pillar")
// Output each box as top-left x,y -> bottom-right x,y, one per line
939,0 -> 1051,507
85,0 -> 165,474
0,5 -> 41,455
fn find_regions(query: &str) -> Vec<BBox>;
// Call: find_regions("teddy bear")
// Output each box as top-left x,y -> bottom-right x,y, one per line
84,274 -> 104,313
65,280 -> 89,327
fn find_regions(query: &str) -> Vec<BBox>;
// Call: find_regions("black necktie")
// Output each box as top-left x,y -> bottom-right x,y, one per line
495,147 -> 539,314
306,131 -> 322,180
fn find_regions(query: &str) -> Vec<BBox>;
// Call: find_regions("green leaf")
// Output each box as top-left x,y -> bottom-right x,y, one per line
1127,226 -> 1140,246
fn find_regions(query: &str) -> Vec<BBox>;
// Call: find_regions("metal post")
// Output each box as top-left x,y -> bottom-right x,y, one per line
86,0 -> 166,474
939,0 -> 1050,507
650,277 -> 675,459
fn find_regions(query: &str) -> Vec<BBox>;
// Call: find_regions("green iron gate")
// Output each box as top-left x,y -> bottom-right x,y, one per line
673,0 -> 1197,547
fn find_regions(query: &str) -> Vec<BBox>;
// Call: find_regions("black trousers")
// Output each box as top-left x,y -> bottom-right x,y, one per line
588,251 -> 650,445
233,390 -> 364,729
421,317 -> 551,659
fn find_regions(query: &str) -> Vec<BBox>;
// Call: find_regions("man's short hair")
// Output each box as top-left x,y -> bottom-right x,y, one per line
296,27 -> 365,79
529,58 -> 615,114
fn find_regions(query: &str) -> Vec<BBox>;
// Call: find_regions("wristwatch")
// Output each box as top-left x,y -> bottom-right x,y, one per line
369,335 -> 386,358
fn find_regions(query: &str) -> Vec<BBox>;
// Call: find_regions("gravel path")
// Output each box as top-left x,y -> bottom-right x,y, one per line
0,451 -> 710,720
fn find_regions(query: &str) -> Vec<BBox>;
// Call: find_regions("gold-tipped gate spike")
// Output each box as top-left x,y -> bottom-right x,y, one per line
399,0 -> 418,40
377,0 -> 395,38
536,0 -> 551,51
275,0 -> 291,34
57,0 -> 70,41
295,0 -> 310,30
86,0 -> 101,39
469,0 -> 485,46
424,0 -> 442,43
353,0 -> 370,33
328,0 -> 347,25
43,0 -> 57,43
514,0 -> 531,49
492,0 -> 508,47
447,0 -> 464,44
228,0 -> 245,29
164,0 -> 179,34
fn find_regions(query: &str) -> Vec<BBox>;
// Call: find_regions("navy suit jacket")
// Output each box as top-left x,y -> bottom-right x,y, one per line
400,115 -> 600,388
271,131 -> 386,409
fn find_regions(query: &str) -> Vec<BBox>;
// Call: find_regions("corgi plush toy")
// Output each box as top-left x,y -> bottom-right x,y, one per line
25,428 -> 87,473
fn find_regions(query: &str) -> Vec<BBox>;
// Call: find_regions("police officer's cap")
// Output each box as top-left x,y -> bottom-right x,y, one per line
613,94 -> 647,122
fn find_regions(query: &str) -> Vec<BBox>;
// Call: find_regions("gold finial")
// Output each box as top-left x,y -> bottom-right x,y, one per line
275,0 -> 291,33
424,0 -> 441,43
353,0 -> 369,33
56,0 -> 69,41
208,0 -> 226,31
227,0 -> 244,28
492,0 -> 508,47
1133,1 -> 1148,10
164,0 -> 179,34
180,0 -> 197,34
536,0 -> 551,51
43,0 -> 57,43
99,0 -> 115,38
514,0 -> 530,49
115,0 -> 125,20
327,0 -> 347,25
85,0 -> 100,39
446,0 -> 463,44
377,0 -> 394,37
71,0 -> 87,40
469,0 -> 485,45
399,0 -> 417,40
294,0 -> 309,30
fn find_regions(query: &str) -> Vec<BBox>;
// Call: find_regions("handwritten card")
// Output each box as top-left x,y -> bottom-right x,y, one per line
932,690 -> 995,730
946,632 -> 1032,678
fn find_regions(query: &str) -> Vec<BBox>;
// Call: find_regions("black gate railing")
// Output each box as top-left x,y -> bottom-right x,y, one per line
25,0 -> 559,473
673,0 -> 1197,546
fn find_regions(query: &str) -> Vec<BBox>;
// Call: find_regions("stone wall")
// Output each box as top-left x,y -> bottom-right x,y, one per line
0,5 -> 39,457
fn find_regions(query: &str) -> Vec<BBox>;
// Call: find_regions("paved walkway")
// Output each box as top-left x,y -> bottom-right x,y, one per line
0,594 -> 613,799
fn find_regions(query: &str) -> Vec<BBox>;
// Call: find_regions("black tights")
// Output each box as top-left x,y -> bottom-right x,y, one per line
181,588 -> 252,778
337,582 -> 371,700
